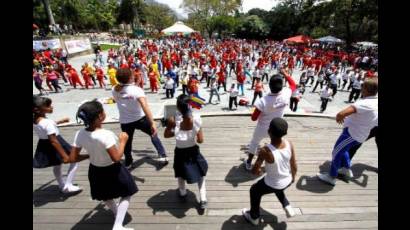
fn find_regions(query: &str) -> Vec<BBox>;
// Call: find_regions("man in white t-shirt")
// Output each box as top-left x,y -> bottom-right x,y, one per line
317,78 -> 378,186
244,71 -> 296,170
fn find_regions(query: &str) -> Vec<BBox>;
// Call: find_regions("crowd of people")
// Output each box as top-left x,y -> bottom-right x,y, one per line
33,34 -> 378,229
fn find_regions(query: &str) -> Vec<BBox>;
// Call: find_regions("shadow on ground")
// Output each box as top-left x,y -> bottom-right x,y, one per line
221,209 -> 287,230
147,189 -> 204,218
33,180 -> 82,207
70,203 -> 132,230
224,164 -> 259,187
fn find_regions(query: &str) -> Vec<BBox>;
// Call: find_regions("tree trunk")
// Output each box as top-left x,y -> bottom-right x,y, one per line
42,0 -> 55,25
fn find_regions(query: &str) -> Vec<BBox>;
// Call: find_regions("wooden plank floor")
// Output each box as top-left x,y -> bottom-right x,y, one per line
33,116 -> 378,230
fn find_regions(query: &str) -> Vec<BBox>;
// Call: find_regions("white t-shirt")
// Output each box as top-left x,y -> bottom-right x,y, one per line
175,112 -> 202,148
320,87 -> 332,98
229,88 -> 239,97
165,78 -> 175,89
112,85 -> 146,124
264,141 -> 292,190
329,74 -> 338,85
344,96 -> 378,143
33,118 -> 59,139
73,129 -> 117,167
254,88 -> 291,129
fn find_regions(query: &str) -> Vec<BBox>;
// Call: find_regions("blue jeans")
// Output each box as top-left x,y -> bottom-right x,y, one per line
121,116 -> 167,160
330,128 -> 360,177
237,84 -> 244,95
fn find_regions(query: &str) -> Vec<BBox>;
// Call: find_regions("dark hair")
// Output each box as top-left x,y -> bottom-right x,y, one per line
76,100 -> 104,128
33,96 -> 52,123
116,68 -> 133,84
176,94 -> 191,117
268,117 -> 288,138
269,74 -> 284,93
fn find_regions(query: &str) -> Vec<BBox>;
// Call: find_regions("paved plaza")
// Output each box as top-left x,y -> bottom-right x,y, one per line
34,51 -> 356,125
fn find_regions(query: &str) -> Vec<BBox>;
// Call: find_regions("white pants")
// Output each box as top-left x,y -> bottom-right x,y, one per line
248,126 -> 269,155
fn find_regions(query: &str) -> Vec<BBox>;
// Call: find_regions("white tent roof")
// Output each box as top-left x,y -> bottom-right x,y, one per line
161,21 -> 195,35
316,35 -> 344,43
356,41 -> 378,47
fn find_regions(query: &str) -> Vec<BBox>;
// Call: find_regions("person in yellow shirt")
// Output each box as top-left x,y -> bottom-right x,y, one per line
107,65 -> 118,87
85,62 -> 97,86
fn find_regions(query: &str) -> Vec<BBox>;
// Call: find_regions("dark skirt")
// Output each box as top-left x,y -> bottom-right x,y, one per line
173,145 -> 208,184
88,162 -> 138,201
33,135 -> 71,168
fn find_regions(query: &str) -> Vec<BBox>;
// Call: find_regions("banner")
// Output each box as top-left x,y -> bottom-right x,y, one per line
33,39 -> 61,51
64,38 -> 92,54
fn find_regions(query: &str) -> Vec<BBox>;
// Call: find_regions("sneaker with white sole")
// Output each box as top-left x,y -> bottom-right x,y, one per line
158,157 -> 169,163
242,208 -> 259,226
284,205 -> 296,218
243,159 -> 252,171
61,185 -> 82,193
338,167 -> 354,178
317,173 -> 336,186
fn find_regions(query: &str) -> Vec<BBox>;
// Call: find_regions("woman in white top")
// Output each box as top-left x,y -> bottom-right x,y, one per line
242,118 -> 297,226
164,95 -> 208,210
112,68 -> 168,167
320,84 -> 333,113
70,100 -> 137,230
33,96 -> 81,193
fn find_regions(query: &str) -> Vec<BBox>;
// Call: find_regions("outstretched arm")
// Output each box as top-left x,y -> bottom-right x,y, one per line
336,105 -> 356,124
281,69 -> 297,92
251,108 -> 261,121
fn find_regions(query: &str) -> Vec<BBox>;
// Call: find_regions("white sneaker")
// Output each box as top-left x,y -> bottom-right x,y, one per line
284,205 -> 296,218
242,208 -> 259,226
317,173 -> 336,186
338,167 -> 354,178
243,159 -> 252,171
158,157 -> 169,163
62,185 -> 82,193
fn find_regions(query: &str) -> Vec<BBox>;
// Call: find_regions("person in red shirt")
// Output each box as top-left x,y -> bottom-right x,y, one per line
134,66 -> 144,88
148,67 -> 158,93
95,66 -> 106,88
188,75 -> 199,96
287,56 -> 295,75
68,68 -> 83,89
237,71 -> 246,96
81,66 -> 93,89
251,78 -> 264,106
120,62 -> 129,69
217,66 -> 227,92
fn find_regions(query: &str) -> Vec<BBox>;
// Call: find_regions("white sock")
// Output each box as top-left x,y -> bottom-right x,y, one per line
198,177 -> 207,202
113,196 -> 131,229
104,199 -> 118,215
64,163 -> 79,188
53,165 -> 64,189
177,178 -> 187,196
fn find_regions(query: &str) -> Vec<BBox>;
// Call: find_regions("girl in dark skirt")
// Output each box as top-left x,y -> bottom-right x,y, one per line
69,100 -> 137,230
164,94 -> 209,210
33,96 -> 81,193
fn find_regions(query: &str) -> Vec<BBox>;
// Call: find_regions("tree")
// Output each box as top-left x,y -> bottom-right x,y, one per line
117,0 -> 144,30
143,2 -> 177,32
235,15 -> 269,39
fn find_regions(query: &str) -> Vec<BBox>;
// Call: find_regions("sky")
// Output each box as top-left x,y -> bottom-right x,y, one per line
153,0 -> 279,19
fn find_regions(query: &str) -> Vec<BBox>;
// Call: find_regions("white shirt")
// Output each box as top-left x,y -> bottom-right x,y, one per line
307,68 -> 315,77
344,96 -> 378,143
264,141 -> 292,190
175,112 -> 202,148
33,118 -> 59,139
329,74 -> 338,85
229,88 -> 239,97
112,85 -> 146,124
254,88 -> 291,129
165,78 -> 175,89
320,87 -> 332,98
73,129 -> 117,167
353,79 -> 363,89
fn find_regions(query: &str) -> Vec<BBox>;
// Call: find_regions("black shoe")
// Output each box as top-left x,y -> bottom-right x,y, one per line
199,200 -> 208,210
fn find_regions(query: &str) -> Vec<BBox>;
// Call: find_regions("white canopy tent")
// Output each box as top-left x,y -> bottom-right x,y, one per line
316,35 -> 344,43
161,21 -> 195,35
356,41 -> 378,48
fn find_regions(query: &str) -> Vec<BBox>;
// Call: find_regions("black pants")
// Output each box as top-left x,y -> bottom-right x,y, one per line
341,79 -> 348,90
262,73 -> 268,83
90,75 -> 97,85
182,85 -> 188,95
252,91 -> 263,105
218,81 -> 226,92
206,75 -> 211,87
349,88 -> 361,102
312,81 -> 323,92
176,74 -> 179,87
250,178 -> 290,219
199,72 -> 208,83
120,116 -> 166,163
251,77 -> 258,89
349,126 -> 379,160
229,96 -> 238,110
321,97 -> 329,112
330,84 -> 338,97
347,81 -> 354,91
51,79 -> 62,92
290,97 -> 299,112
166,89 -> 174,98
307,76 -> 314,85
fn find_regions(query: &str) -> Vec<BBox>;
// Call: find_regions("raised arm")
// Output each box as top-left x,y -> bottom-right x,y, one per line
106,132 -> 129,162
281,70 -> 296,92
335,105 -> 356,125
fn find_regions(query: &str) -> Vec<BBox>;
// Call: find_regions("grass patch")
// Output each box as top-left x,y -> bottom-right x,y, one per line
99,44 -> 121,50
